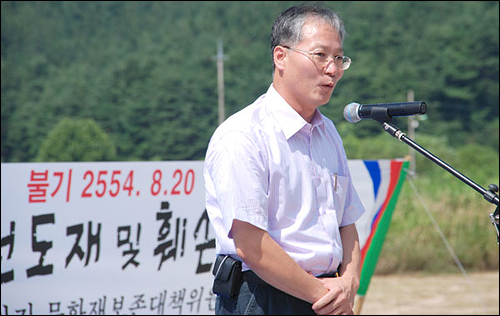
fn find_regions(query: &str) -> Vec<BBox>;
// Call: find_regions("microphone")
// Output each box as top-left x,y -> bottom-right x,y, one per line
343,101 -> 427,123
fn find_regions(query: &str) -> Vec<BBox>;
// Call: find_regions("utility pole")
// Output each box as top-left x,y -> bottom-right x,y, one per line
215,39 -> 228,125
407,89 -> 418,177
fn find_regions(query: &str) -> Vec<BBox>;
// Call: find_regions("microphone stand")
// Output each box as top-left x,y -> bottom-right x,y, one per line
370,107 -> 499,243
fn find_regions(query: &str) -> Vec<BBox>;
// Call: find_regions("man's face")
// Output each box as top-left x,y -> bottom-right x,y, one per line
280,18 -> 345,115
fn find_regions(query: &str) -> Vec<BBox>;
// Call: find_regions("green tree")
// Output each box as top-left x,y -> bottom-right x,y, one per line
36,118 -> 117,162
1,1 -> 498,162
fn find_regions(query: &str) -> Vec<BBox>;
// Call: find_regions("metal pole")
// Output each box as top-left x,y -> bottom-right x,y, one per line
216,39 -> 226,125
407,90 -> 417,176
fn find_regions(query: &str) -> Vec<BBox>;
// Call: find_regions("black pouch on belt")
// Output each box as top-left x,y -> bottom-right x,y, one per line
212,254 -> 242,298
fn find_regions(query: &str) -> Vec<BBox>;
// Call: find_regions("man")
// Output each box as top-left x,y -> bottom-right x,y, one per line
204,3 -> 365,315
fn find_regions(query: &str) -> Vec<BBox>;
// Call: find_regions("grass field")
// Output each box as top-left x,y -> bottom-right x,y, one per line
374,170 -> 499,274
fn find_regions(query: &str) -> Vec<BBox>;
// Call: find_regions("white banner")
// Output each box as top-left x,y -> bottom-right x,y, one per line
1,160 -> 400,315
1,161 -> 216,315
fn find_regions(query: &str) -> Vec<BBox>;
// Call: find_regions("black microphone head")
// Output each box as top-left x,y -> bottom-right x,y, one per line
343,102 -> 361,123
420,101 -> 427,115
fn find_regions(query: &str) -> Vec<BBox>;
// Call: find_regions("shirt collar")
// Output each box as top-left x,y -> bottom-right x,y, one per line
266,84 -> 325,140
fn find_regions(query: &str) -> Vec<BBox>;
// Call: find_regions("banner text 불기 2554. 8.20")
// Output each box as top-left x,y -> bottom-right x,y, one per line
1,159 -> 407,315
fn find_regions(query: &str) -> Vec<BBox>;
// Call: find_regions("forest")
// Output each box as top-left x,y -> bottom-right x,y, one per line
1,1 -> 498,163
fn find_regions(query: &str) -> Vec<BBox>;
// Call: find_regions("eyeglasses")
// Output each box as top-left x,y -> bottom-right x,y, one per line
282,46 -> 352,70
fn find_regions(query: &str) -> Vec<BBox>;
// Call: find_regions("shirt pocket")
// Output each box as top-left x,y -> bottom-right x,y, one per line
332,174 -> 349,224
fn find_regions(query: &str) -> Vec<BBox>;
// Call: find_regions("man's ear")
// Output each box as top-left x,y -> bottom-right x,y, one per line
273,46 -> 287,71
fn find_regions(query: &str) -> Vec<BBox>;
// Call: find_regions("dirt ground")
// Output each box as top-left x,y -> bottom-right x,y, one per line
357,271 -> 499,315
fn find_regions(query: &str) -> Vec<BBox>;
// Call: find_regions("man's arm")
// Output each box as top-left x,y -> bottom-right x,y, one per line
231,219 -> 329,304
338,223 -> 361,294
312,223 -> 361,315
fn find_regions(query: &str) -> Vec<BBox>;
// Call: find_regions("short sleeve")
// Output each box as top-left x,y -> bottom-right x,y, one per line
340,177 -> 365,227
205,130 -> 269,238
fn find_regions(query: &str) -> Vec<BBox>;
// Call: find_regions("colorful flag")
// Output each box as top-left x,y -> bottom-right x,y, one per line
350,159 -> 409,314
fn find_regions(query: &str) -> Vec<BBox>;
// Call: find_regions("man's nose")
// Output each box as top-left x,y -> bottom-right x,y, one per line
324,60 -> 341,77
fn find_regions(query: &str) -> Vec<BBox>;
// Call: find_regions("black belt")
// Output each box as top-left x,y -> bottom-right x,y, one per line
242,270 -> 338,285
317,272 -> 340,278
242,270 -> 266,284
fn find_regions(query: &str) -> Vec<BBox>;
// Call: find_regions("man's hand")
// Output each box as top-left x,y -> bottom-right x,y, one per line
311,276 -> 356,315
312,223 -> 361,314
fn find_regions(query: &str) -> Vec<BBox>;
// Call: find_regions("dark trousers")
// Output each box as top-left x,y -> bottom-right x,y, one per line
215,271 -> 316,315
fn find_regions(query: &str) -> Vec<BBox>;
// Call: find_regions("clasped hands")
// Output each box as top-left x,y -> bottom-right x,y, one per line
312,276 -> 356,315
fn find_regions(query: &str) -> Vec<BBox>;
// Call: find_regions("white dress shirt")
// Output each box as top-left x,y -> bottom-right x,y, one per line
204,84 -> 365,276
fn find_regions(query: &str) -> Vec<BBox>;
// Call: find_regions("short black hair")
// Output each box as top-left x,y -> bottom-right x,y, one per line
270,3 -> 345,70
